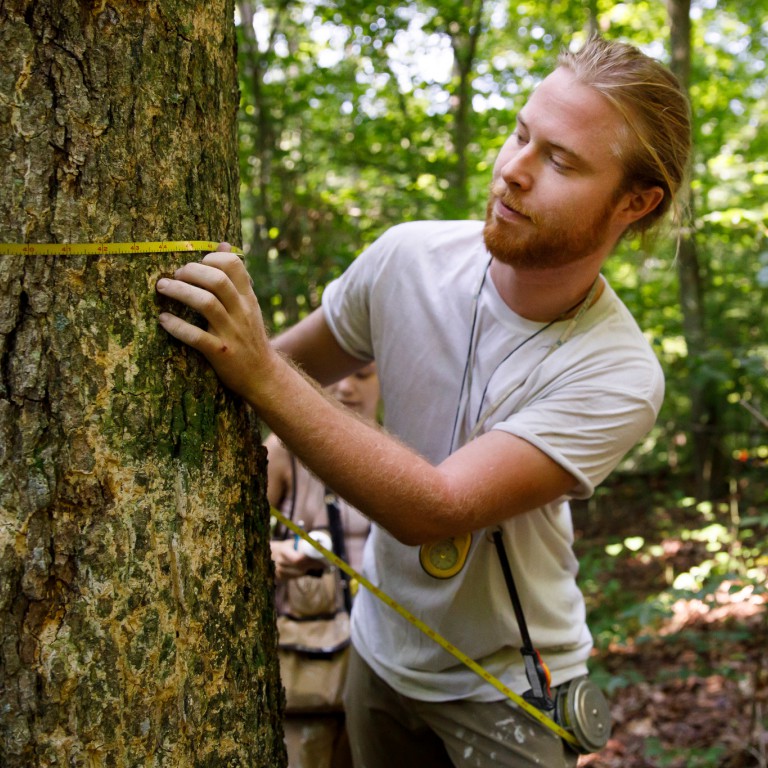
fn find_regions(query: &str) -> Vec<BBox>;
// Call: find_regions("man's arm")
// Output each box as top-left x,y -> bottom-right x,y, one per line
254,361 -> 576,545
157,251 -> 577,545
271,308 -> 367,387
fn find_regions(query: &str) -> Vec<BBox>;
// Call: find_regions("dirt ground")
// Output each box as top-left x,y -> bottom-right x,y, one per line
580,596 -> 767,767
572,490 -> 767,768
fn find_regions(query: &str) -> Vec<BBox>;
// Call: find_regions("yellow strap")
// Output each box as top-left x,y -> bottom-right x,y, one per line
0,241 -> 243,256
273,509 -> 578,747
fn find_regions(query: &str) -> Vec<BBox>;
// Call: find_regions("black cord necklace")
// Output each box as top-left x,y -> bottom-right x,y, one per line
449,258 -> 601,453
473,313 -> 559,426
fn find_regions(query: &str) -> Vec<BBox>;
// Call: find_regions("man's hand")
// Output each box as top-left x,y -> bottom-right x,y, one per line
156,243 -> 274,402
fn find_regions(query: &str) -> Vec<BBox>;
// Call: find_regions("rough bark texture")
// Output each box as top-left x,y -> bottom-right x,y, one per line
0,2 -> 286,765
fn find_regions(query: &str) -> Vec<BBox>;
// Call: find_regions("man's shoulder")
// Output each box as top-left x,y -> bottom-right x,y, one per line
595,284 -> 661,355
381,219 -> 484,244
561,285 -> 664,396
368,220 -> 486,273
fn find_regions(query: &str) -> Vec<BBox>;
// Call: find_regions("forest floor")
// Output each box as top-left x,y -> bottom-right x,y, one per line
571,470 -> 767,768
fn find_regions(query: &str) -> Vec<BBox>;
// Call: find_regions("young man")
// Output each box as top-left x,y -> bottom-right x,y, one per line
157,35 -> 690,767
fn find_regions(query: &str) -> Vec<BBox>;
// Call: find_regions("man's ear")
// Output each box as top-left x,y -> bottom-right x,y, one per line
617,185 -> 665,225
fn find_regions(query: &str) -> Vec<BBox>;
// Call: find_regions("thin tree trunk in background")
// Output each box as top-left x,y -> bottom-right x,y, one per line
667,0 -> 724,499
0,2 -> 285,765
448,0 -> 485,217
585,0 -> 599,35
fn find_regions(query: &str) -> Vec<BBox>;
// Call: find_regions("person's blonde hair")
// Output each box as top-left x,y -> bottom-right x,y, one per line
558,34 -> 692,238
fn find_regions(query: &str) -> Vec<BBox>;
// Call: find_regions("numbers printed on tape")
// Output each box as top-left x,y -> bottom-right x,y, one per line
0,241 -> 244,256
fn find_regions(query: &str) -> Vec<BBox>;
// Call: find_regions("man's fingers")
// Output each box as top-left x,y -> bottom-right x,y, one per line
166,261 -> 246,316
156,250 -> 269,401
156,273 -> 230,323
158,311 -> 213,353
202,248 -> 254,296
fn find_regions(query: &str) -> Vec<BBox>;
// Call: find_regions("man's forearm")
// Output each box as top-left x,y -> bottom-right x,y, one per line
251,353 -> 449,545
271,308 -> 366,387
155,251 -> 575,544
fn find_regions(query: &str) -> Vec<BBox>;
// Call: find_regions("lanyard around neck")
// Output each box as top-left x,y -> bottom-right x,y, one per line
450,261 -> 601,451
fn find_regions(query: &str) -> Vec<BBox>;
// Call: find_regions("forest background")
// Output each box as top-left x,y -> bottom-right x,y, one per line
236,0 -> 767,765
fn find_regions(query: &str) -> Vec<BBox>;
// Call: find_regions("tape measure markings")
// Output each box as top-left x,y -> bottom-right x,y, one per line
273,508 -> 578,746
6,236 -> 574,748
0,241 -> 244,256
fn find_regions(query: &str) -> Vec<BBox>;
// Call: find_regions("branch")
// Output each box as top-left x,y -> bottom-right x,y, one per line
739,399 -> 768,430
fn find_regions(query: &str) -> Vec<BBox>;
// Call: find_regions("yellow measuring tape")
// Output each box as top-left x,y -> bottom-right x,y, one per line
7,236 -> 577,747
272,508 -> 579,747
0,241 -> 244,256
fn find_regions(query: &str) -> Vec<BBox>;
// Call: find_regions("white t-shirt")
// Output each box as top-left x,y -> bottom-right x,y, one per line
322,220 -> 664,702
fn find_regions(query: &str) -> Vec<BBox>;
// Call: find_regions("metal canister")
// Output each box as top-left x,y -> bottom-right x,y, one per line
555,676 -> 612,754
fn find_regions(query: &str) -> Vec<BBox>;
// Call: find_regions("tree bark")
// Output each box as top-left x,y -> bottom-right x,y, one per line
0,2 -> 285,765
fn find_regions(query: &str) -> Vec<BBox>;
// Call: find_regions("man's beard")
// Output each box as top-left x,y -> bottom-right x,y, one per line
482,184 -> 619,270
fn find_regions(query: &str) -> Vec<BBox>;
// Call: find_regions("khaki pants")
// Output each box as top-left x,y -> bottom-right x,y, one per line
343,648 -> 579,768
284,714 -> 353,768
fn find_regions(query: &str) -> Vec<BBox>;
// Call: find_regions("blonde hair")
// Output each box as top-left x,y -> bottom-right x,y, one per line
558,35 -> 692,238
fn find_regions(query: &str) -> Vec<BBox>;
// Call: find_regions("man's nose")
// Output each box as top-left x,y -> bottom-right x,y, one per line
499,146 -> 535,190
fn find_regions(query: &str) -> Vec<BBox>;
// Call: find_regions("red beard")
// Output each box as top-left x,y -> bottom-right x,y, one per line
482,183 -> 618,270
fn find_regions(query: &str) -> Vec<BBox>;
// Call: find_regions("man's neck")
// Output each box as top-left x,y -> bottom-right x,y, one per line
489,258 -> 605,322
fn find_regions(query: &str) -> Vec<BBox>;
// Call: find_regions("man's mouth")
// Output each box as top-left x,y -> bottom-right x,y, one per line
494,197 -> 533,223
490,182 -> 534,222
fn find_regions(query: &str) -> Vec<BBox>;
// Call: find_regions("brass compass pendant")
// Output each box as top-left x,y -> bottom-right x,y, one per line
419,533 -> 473,579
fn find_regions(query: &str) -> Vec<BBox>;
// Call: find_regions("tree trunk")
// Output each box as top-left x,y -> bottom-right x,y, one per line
447,0 -> 485,218
667,0 -> 725,499
0,2 -> 286,766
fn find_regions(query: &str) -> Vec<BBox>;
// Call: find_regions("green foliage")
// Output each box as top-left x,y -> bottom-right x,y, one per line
581,492 -> 766,632
236,0 -> 598,330
235,0 -> 768,478
238,5 -> 768,763
575,473 -> 766,764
